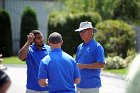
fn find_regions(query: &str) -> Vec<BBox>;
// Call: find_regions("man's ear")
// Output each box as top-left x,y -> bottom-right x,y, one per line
61,41 -> 63,45
48,41 -> 51,46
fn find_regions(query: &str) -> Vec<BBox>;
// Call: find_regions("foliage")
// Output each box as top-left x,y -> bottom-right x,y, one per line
104,49 -> 136,70
48,12 -> 102,56
124,48 -> 137,67
113,0 -> 140,24
20,6 -> 38,47
58,0 -> 96,13
104,56 -> 125,69
58,0 -> 140,24
0,9 -> 12,57
95,20 -> 136,58
95,0 -> 118,19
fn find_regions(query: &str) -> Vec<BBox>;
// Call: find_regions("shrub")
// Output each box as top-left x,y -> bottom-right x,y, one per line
20,6 -> 38,47
95,20 -> 136,58
104,56 -> 125,69
124,48 -> 137,67
48,12 -> 102,56
0,10 -> 12,57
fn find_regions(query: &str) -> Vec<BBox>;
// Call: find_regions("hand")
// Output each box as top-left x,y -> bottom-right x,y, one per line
38,79 -> 48,87
27,33 -> 35,43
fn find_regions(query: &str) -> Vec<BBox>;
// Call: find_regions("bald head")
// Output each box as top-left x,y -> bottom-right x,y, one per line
48,32 -> 63,49
48,32 -> 62,44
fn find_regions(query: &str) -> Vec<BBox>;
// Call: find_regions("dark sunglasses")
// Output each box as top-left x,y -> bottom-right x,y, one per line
79,29 -> 87,33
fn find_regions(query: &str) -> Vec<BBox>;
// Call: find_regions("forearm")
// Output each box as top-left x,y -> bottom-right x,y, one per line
78,62 -> 105,69
18,42 -> 31,61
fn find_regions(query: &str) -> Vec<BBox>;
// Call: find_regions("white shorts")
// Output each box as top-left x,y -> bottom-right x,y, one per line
77,88 -> 99,93
26,89 -> 48,93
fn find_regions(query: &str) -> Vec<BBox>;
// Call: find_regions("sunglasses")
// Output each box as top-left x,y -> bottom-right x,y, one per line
79,29 -> 87,33
79,29 -> 90,33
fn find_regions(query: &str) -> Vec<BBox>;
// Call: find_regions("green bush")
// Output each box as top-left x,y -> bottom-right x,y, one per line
48,12 -> 102,56
113,0 -> 140,24
20,6 -> 38,47
0,10 -> 12,57
104,56 -> 125,69
123,48 -> 137,67
95,20 -> 136,58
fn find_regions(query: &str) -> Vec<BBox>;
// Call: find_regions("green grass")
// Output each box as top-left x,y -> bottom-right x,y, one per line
2,56 -> 128,75
104,68 -> 128,75
2,56 -> 25,64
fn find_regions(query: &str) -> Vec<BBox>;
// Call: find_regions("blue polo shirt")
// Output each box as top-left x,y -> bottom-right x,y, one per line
38,48 -> 80,93
26,43 -> 50,91
75,38 -> 105,88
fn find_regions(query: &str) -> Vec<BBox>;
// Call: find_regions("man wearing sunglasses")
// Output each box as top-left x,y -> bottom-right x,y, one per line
75,21 -> 105,93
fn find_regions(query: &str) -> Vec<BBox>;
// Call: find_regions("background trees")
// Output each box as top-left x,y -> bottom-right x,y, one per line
47,0 -> 139,69
0,10 -> 12,57
20,6 -> 38,48
95,20 -> 135,58
48,12 -> 102,56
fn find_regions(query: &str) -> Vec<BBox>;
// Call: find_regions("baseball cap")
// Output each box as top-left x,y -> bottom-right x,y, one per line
75,21 -> 97,33
48,32 -> 62,44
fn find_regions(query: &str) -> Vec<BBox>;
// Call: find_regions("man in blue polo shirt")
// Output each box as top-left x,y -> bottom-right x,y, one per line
18,30 -> 50,93
38,32 -> 80,93
75,21 -> 105,93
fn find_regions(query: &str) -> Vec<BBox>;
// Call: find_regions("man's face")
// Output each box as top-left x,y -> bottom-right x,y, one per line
34,34 -> 44,47
79,28 -> 93,41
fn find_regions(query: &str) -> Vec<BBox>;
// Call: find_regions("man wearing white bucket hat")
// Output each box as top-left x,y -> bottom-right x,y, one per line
75,21 -> 105,93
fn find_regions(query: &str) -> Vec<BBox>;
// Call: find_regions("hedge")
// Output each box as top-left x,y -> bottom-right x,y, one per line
48,12 -> 102,56
0,10 -> 12,57
20,6 -> 38,47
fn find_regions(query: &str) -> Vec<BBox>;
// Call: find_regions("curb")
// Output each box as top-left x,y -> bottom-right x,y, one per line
3,64 -> 26,68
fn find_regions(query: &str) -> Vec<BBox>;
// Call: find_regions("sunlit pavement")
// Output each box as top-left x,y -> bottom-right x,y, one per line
4,65 -> 126,93
5,65 -> 26,93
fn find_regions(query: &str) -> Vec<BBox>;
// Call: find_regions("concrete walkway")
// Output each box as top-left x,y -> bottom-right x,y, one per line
4,65 -> 126,93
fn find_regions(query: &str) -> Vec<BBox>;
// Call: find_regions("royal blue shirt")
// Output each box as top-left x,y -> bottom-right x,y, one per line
38,48 -> 80,93
26,43 -> 50,91
75,38 -> 105,88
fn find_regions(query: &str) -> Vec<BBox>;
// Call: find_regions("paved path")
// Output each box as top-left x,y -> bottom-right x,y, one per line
4,65 -> 126,93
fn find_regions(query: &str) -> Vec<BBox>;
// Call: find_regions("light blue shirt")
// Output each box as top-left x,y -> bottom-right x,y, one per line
76,39 -> 105,88
38,48 -> 80,93
26,43 -> 50,91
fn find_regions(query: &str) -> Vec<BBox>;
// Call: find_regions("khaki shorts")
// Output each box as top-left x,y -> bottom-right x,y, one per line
77,87 -> 99,93
26,89 -> 48,93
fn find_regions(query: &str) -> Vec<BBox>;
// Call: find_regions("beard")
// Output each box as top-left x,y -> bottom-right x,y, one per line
35,43 -> 44,47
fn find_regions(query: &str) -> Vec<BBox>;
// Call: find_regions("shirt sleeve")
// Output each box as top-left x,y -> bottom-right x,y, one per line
38,60 -> 48,79
96,45 -> 105,64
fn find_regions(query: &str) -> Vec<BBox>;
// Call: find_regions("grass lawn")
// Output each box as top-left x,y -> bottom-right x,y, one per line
2,56 -> 25,64
104,68 -> 128,75
2,56 -> 128,75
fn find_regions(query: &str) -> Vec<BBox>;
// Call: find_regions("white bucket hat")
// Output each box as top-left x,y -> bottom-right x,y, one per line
75,21 -> 97,33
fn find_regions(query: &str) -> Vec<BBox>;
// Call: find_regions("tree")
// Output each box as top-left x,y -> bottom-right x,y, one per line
48,12 -> 102,56
95,20 -> 136,58
20,6 -> 38,47
58,0 -> 96,13
0,10 -> 12,57
113,0 -> 140,24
